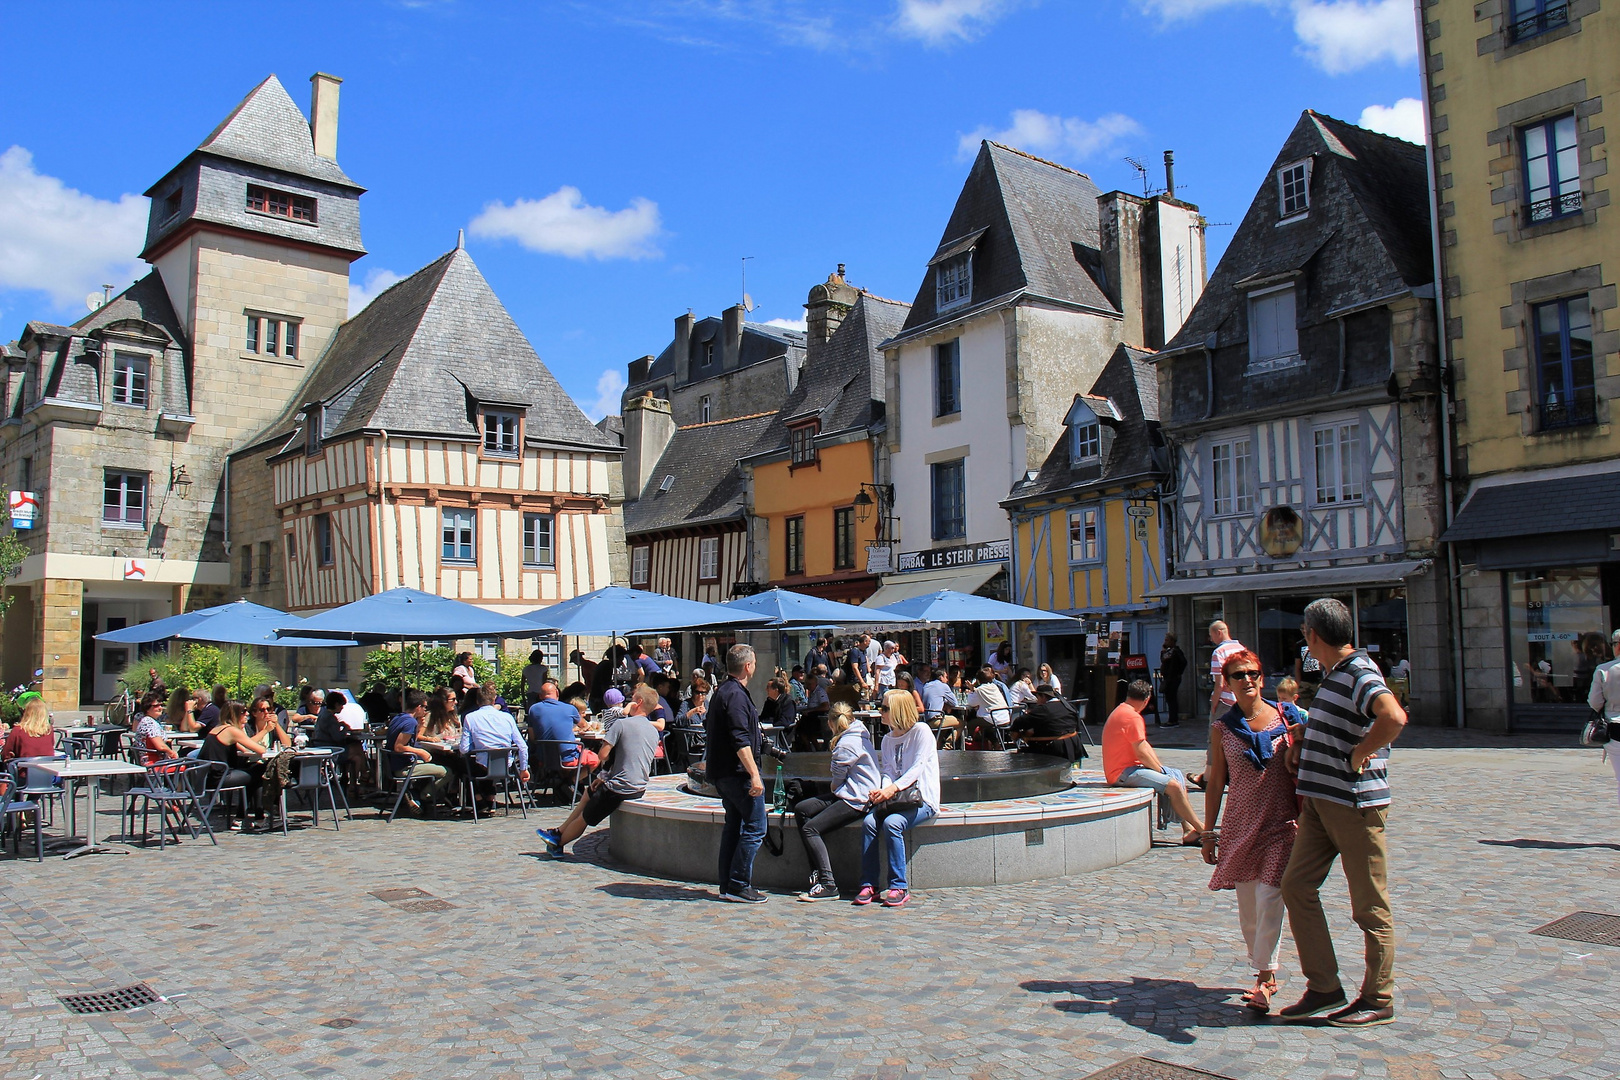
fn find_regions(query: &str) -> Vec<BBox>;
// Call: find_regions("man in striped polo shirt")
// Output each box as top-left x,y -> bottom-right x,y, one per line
1278,597 -> 1407,1028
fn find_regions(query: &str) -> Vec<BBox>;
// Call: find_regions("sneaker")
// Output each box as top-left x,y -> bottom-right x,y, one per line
720,886 -> 768,904
1327,1000 -> 1395,1028
799,881 -> 841,902
534,827 -> 564,859
1277,987 -> 1349,1022
852,885 -> 876,906
880,888 -> 910,907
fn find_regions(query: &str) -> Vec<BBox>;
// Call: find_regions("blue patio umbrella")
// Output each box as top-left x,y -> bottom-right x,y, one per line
96,600 -> 360,686
719,588 -> 923,630
285,587 -> 550,642
874,590 -> 1077,625
519,586 -> 774,637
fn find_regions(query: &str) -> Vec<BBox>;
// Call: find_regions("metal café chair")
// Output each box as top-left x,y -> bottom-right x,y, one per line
465,748 -> 529,821
386,758 -> 443,823
0,772 -> 46,861
194,759 -> 253,831
531,739 -> 588,808
7,755 -> 69,831
127,758 -> 218,850
279,751 -> 344,835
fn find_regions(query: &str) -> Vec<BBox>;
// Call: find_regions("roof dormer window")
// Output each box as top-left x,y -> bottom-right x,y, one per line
482,409 -> 521,457
247,183 -> 317,224
1277,159 -> 1311,220
936,252 -> 972,312
789,421 -> 819,467
304,403 -> 323,455
1071,422 -> 1101,463
162,189 -> 182,221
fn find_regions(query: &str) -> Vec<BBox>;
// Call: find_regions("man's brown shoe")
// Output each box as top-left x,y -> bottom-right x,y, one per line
1327,1000 -> 1395,1028
1276,987 -> 1348,1021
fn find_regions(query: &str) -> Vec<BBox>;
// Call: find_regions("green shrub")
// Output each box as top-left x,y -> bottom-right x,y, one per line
117,644 -> 276,705
360,645 -> 496,698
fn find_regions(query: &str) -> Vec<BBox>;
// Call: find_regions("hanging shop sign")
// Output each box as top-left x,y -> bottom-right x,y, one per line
895,538 -> 1011,573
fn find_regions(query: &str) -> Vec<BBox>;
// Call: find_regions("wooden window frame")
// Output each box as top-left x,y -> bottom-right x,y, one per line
315,513 -> 335,567
931,459 -> 966,541
833,506 -> 855,571
522,511 -> 555,568
246,183 -> 317,224
631,544 -> 651,586
110,352 -> 150,409
102,470 -> 147,529
442,507 -> 477,564
785,515 -> 805,576
698,536 -> 720,582
1068,506 -> 1103,566
482,409 -> 523,459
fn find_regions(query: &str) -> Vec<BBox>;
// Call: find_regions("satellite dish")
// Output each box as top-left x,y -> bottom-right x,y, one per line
85,292 -> 105,312
742,293 -> 756,313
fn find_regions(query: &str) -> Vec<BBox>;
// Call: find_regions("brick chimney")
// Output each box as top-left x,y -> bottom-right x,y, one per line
805,264 -> 859,359
622,392 -> 675,500
722,303 -> 746,370
309,73 -> 342,161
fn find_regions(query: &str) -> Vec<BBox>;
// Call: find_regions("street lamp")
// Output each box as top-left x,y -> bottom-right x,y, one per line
852,482 -> 892,525
169,464 -> 192,499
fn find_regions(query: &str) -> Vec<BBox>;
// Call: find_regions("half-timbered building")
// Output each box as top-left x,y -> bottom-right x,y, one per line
1151,111 -> 1449,723
228,240 -> 625,681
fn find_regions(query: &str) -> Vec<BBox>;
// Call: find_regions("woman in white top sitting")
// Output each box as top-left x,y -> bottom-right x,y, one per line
1038,663 -> 1061,696
857,690 -> 941,908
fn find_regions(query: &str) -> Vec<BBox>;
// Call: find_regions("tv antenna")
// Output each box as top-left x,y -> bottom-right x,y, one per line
1124,157 -> 1159,197
741,256 -> 756,313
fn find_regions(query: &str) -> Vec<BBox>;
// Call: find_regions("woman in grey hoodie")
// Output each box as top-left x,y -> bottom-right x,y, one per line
795,702 -> 879,901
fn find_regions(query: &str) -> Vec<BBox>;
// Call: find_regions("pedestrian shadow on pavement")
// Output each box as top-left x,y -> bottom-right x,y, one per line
596,882 -> 712,902
1479,838 -> 1620,852
1021,978 -> 1255,1044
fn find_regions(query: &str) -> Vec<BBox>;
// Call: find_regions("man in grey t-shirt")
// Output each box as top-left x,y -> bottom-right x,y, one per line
537,685 -> 663,858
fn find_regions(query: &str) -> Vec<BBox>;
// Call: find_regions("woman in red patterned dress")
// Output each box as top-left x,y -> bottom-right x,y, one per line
1200,648 -> 1300,1014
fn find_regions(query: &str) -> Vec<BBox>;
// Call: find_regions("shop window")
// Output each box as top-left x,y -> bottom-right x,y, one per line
1192,598 -> 1224,698
102,470 -> 147,528
1313,422 -> 1363,504
1532,295 -> 1595,430
1521,113 -> 1582,223
523,512 -> 554,567
110,353 -> 149,408
934,339 -> 961,417
1068,507 -> 1101,564
631,545 -> 650,586
1507,566 -> 1607,705
698,537 -> 720,581
785,515 -> 805,576
1508,0 -> 1571,42
442,508 -> 476,563
833,507 -> 855,571
1209,438 -> 1253,517
931,459 -> 966,540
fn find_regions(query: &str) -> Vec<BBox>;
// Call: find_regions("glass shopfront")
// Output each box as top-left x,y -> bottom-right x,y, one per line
1253,587 -> 1409,692
1506,566 -> 1611,707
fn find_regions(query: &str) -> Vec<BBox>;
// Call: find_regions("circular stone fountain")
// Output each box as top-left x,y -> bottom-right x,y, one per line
610,749 -> 1153,891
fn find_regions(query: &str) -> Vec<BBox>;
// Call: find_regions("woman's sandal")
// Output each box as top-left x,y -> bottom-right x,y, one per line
1243,977 -> 1279,1014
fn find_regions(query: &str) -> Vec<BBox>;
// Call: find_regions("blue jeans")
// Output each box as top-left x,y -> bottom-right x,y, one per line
1117,764 -> 1188,822
713,774 -> 767,894
860,802 -> 936,892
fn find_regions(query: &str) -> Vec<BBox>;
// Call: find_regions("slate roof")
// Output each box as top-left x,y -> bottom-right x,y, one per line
595,415 -> 625,445
1163,111 -> 1431,355
1004,344 -> 1164,504
895,142 -> 1114,341
638,316 -> 806,386
187,75 -> 359,190
71,272 -> 188,345
745,292 -> 909,459
248,246 -> 615,454
624,412 -> 777,535
1443,472 -> 1620,542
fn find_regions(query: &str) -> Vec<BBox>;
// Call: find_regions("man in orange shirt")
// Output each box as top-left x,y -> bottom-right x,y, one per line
1102,680 -> 1204,845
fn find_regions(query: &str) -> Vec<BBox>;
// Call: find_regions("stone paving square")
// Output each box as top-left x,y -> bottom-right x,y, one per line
1,738 -> 1616,1079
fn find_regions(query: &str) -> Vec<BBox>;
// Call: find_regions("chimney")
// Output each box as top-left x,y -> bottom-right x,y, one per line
1098,192 -> 1146,349
805,264 -> 859,358
309,73 -> 342,161
622,392 -> 675,500
627,354 -> 654,386
722,303 -> 746,370
673,312 -> 694,384
1163,150 -> 1176,199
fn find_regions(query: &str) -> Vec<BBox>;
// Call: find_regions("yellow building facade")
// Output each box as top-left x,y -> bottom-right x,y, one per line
1424,0 -> 1619,731
749,439 -> 879,601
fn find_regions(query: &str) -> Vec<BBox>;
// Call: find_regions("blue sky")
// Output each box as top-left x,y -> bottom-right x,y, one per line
0,1 -> 1425,419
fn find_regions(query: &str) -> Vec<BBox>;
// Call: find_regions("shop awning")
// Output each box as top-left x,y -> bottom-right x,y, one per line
1443,471 -> 1620,542
1146,559 -> 1431,598
862,565 -> 1002,608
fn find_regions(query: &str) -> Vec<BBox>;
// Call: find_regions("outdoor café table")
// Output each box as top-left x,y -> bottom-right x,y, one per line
29,758 -> 148,859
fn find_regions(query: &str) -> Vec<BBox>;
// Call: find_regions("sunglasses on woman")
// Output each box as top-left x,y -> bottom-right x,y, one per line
1227,669 -> 1263,682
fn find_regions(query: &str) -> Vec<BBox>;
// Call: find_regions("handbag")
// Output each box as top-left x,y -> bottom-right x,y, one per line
1581,711 -> 1611,748
872,785 -> 924,810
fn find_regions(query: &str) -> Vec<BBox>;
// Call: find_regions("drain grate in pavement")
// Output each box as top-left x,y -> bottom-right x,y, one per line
320,1018 -> 357,1029
59,984 -> 161,1015
393,897 -> 456,912
1082,1059 -> 1236,1080
369,886 -> 432,904
1530,911 -> 1620,947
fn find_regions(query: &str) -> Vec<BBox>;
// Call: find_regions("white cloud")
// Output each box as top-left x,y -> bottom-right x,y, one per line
348,267 -> 404,316
0,146 -> 147,311
469,186 -> 662,260
1358,97 -> 1427,144
583,368 -> 627,421
1292,0 -> 1417,74
894,0 -> 1017,45
959,109 -> 1142,163
762,315 -> 807,331
1137,0 -> 1416,73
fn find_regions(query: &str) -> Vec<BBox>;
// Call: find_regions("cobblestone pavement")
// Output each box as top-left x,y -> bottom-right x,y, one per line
2,739 -> 1617,1080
